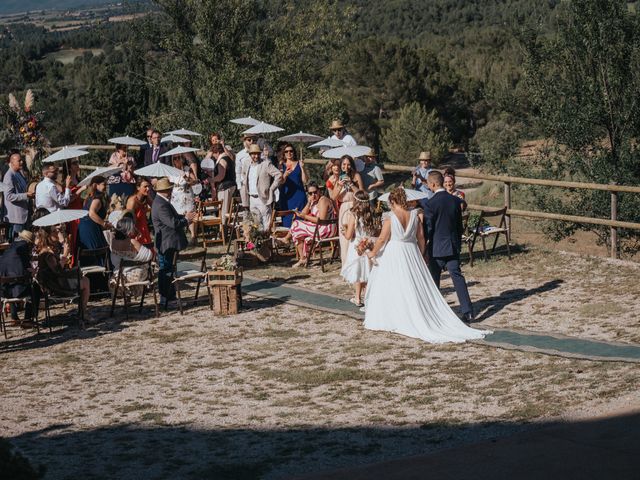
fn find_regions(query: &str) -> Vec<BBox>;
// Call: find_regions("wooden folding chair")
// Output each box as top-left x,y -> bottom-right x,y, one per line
305,218 -> 340,272
469,207 -> 511,262
195,200 -> 225,248
0,274 -> 41,338
171,248 -> 210,314
225,197 -> 243,254
109,258 -> 158,320
269,209 -> 296,257
77,246 -> 112,299
461,211 -> 475,267
40,267 -> 84,329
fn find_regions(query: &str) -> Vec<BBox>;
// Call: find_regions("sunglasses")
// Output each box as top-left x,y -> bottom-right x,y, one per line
307,190 -> 319,195
284,149 -> 294,153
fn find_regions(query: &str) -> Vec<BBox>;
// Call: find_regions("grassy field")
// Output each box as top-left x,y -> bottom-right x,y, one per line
45,48 -> 105,64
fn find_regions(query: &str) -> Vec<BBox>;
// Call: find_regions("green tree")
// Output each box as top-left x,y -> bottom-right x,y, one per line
521,0 -> 640,253
381,102 -> 450,166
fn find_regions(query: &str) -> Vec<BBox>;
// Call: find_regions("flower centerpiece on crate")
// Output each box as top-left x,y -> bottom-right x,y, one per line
1,90 -> 49,172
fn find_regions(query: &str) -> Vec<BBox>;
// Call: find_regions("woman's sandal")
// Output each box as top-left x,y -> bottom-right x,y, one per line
349,297 -> 364,307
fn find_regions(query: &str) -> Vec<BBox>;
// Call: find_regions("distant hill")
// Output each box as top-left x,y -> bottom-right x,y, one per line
0,1 -> 123,15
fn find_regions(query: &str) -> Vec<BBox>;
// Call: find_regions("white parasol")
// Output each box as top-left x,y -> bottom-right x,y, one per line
42,147 -> 90,163
161,134 -> 191,144
165,128 -> 202,137
230,116 -> 261,126
33,209 -> 88,227
134,163 -> 185,178
308,137 -> 346,149
378,187 -> 431,203
278,131 -> 324,160
77,166 -> 124,187
321,145 -> 371,159
108,136 -> 147,146
159,146 -> 200,158
242,122 -> 284,135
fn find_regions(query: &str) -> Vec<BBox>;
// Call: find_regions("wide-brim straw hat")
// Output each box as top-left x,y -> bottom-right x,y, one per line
154,177 -> 174,191
17,230 -> 34,243
365,148 -> 377,157
329,120 -> 345,130
418,151 -> 432,161
248,144 -> 262,154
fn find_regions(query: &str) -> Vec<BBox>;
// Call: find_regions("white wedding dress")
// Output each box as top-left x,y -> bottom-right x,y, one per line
364,209 -> 491,343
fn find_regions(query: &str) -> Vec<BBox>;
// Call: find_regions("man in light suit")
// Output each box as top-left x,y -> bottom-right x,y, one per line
3,153 -> 34,239
424,170 -> 474,324
151,178 -> 196,305
240,143 -> 283,231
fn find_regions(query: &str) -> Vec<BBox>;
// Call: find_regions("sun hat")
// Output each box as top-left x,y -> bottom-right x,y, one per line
154,178 -> 174,191
418,151 -> 432,161
365,148 -> 377,157
248,144 -> 262,154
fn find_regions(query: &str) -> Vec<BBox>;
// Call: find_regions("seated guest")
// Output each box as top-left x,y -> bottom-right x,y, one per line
31,207 -> 72,267
277,182 -> 337,268
0,230 -> 39,327
109,216 -> 154,297
35,229 -> 93,324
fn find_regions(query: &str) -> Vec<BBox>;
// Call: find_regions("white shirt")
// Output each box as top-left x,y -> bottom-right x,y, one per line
247,162 -> 259,196
331,132 -> 357,147
35,177 -> 71,212
235,148 -> 250,190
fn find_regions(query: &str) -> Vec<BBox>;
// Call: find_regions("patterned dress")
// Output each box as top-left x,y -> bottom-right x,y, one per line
289,202 -> 337,257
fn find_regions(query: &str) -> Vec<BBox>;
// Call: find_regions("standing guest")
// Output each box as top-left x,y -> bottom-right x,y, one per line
325,159 -> 342,211
209,143 -> 236,218
3,152 -> 34,239
424,171 -> 474,324
35,164 -> 72,213
125,178 -> 153,246
277,182 -> 337,267
411,151 -> 434,209
108,144 -> 137,197
340,190 -> 381,307
78,176 -> 110,253
143,130 -> 170,166
278,143 -> 307,228
62,158 -> 86,266
35,229 -> 94,324
205,131 -> 235,161
151,178 -> 196,305
138,127 -> 155,165
0,230 -> 39,327
360,148 -> 385,203
443,171 -> 467,211
167,154 -> 198,244
240,144 -> 283,231
330,155 -> 364,266
329,119 -> 357,146
235,133 -> 258,191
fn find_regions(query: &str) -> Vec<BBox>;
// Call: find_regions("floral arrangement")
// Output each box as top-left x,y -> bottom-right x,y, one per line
2,90 -> 48,150
240,211 -> 270,250
215,255 -> 237,271
356,238 -> 374,256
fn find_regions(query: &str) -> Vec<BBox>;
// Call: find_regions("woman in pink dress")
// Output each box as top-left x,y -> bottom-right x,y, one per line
278,182 -> 337,267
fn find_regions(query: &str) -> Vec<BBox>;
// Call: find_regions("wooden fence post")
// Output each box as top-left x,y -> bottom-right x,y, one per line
504,181 -> 512,236
611,189 -> 618,259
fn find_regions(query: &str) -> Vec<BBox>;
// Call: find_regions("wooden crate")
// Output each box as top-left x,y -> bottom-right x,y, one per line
208,268 -> 242,315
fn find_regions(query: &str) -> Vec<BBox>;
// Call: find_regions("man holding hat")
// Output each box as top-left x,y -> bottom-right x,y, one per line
235,133 -> 258,191
360,148 -> 385,202
411,151 -> 434,208
151,178 -> 197,305
0,230 -> 39,327
240,144 -> 283,231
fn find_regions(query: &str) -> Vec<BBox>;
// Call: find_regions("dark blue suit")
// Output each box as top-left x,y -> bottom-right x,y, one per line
424,190 -> 473,316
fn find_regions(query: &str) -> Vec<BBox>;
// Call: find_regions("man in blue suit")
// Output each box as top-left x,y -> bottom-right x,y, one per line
423,170 -> 474,323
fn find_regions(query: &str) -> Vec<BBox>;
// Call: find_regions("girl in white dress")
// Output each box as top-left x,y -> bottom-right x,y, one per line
364,187 -> 491,343
340,190 -> 381,307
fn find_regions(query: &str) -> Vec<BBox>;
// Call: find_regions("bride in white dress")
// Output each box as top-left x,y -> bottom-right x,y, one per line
364,187 -> 491,343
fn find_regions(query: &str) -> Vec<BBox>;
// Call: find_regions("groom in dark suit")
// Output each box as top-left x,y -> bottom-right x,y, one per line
423,171 -> 474,323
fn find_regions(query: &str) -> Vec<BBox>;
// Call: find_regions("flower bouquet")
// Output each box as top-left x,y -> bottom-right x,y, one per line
238,211 -> 272,262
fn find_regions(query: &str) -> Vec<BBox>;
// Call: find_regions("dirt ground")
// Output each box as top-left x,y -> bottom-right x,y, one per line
1,247 -> 638,479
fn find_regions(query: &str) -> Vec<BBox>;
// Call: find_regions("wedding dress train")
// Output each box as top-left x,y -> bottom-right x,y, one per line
364,209 -> 491,343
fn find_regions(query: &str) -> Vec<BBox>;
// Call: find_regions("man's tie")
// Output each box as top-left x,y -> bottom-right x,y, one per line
153,147 -> 159,163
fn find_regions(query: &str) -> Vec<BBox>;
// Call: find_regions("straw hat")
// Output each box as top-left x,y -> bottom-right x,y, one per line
365,148 -> 377,157
248,144 -> 262,154
418,151 -> 432,161
329,120 -> 345,130
17,230 -> 34,244
154,178 -> 174,191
